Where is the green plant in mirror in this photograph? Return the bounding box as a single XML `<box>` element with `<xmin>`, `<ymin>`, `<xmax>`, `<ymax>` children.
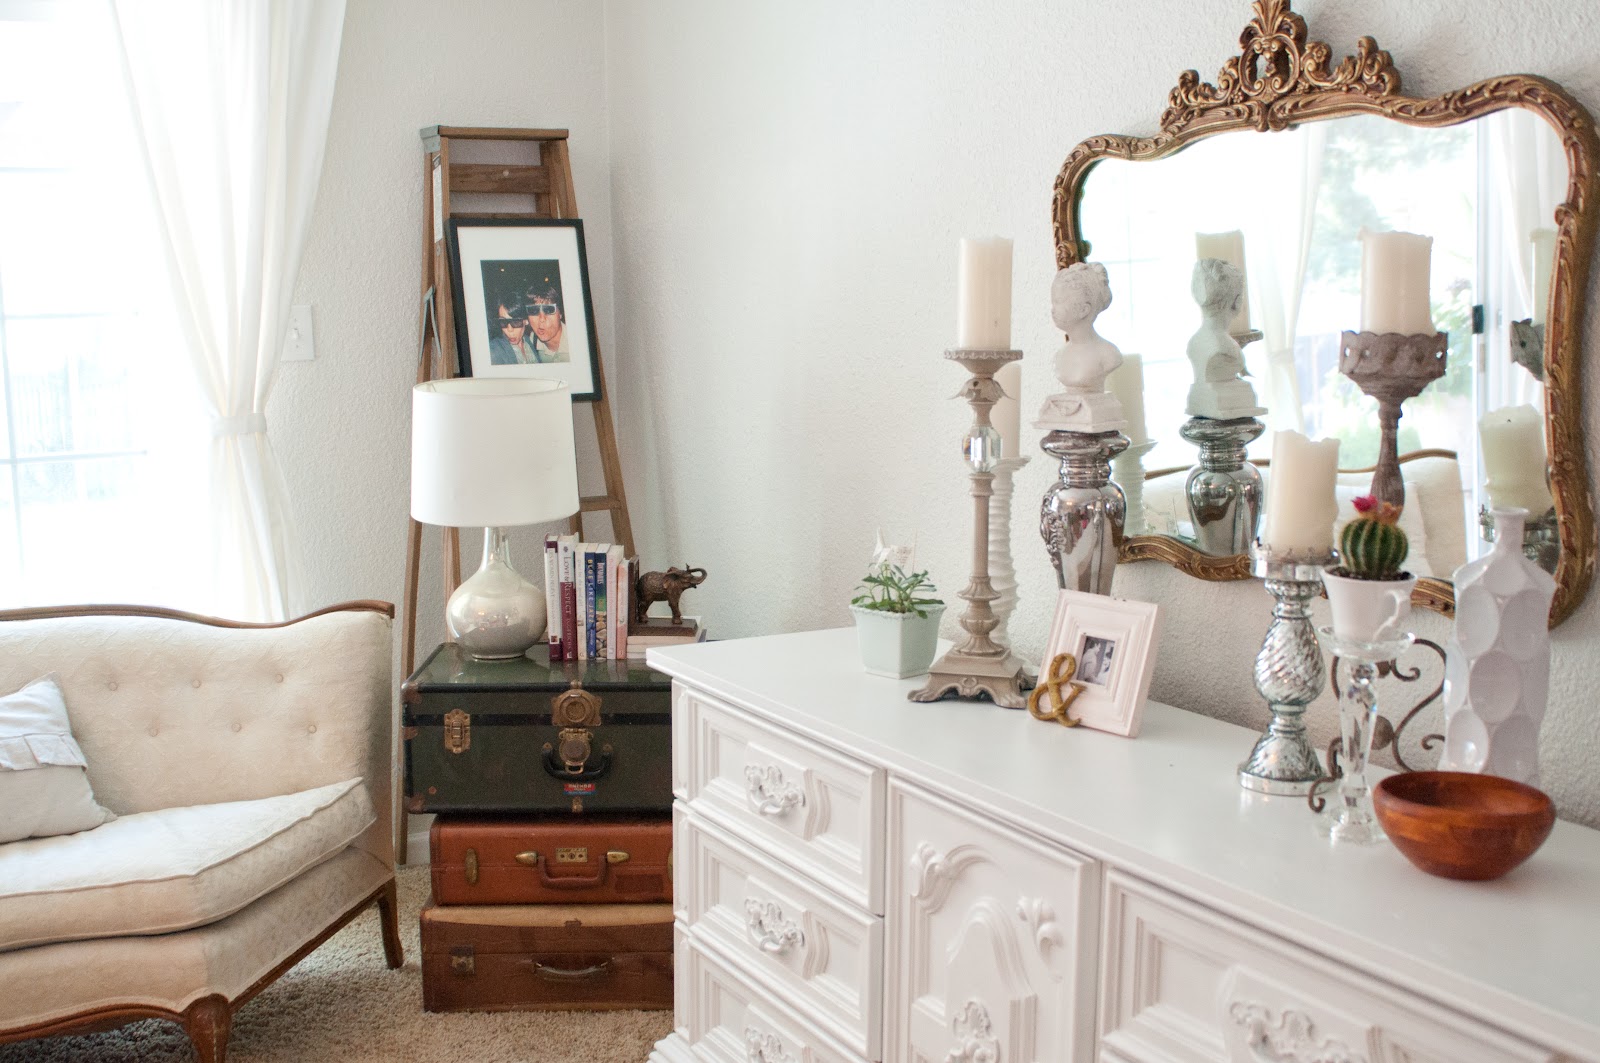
<box><xmin>851</xmin><ymin>565</ymin><xmax>943</xmax><ymax>618</ymax></box>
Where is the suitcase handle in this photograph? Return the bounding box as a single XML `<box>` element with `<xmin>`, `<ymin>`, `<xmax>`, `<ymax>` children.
<box><xmin>541</xmin><ymin>743</ymin><xmax>613</xmax><ymax>781</ymax></box>
<box><xmin>516</xmin><ymin>850</ymin><xmax>611</xmax><ymax>889</ymax></box>
<box><xmin>530</xmin><ymin>959</ymin><xmax>612</xmax><ymax>981</ymax></box>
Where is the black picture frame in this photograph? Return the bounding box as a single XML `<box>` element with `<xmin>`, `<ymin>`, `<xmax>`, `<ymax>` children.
<box><xmin>444</xmin><ymin>217</ymin><xmax>603</xmax><ymax>401</ymax></box>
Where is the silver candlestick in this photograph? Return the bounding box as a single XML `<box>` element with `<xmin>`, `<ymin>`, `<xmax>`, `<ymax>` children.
<box><xmin>911</xmin><ymin>349</ymin><xmax>1032</xmax><ymax>709</ymax></box>
<box><xmin>1179</xmin><ymin>416</ymin><xmax>1265</xmax><ymax>556</ymax></box>
<box><xmin>1039</xmin><ymin>429</ymin><xmax>1128</xmax><ymax>596</ymax></box>
<box><xmin>988</xmin><ymin>455</ymin><xmax>1029</xmax><ymax>646</ymax></box>
<box><xmin>1238</xmin><ymin>543</ymin><xmax>1335</xmax><ymax>795</ymax></box>
<box><xmin>1110</xmin><ymin>439</ymin><xmax>1156</xmax><ymax>536</ymax></box>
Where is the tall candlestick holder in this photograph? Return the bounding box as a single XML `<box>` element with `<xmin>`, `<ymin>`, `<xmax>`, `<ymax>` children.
<box><xmin>1339</xmin><ymin>330</ymin><xmax>1448</xmax><ymax>509</ymax></box>
<box><xmin>1318</xmin><ymin>627</ymin><xmax>1416</xmax><ymax>844</ymax></box>
<box><xmin>1238</xmin><ymin>542</ymin><xmax>1334</xmax><ymax>795</ymax></box>
<box><xmin>988</xmin><ymin>455</ymin><xmax>1029</xmax><ymax>646</ymax></box>
<box><xmin>1480</xmin><ymin>502</ymin><xmax>1560</xmax><ymax>575</ymax></box>
<box><xmin>911</xmin><ymin>349</ymin><xmax>1033</xmax><ymax>709</ymax></box>
<box><xmin>1039</xmin><ymin>429</ymin><xmax>1128</xmax><ymax>596</ymax></box>
<box><xmin>1109</xmin><ymin>440</ymin><xmax>1155</xmax><ymax>537</ymax></box>
<box><xmin>1180</xmin><ymin>416</ymin><xmax>1265</xmax><ymax>556</ymax></box>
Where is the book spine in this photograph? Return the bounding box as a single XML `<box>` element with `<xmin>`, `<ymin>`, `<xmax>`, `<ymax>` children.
<box><xmin>610</xmin><ymin>547</ymin><xmax>627</xmax><ymax>660</ymax></box>
<box><xmin>574</xmin><ymin>544</ymin><xmax>589</xmax><ymax>660</ymax></box>
<box><xmin>594</xmin><ymin>549</ymin><xmax>609</xmax><ymax>660</ymax></box>
<box><xmin>583</xmin><ymin>549</ymin><xmax>598</xmax><ymax>659</ymax></box>
<box><xmin>544</xmin><ymin>535</ymin><xmax>560</xmax><ymax>660</ymax></box>
<box><xmin>559</xmin><ymin>537</ymin><xmax>578</xmax><ymax>661</ymax></box>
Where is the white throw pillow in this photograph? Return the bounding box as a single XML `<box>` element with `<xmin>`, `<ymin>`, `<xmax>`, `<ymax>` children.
<box><xmin>0</xmin><ymin>675</ymin><xmax>116</xmax><ymax>843</ymax></box>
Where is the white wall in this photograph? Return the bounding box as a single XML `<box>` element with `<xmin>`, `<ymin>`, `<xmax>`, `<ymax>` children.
<box><xmin>600</xmin><ymin>0</ymin><xmax>1600</xmax><ymax>827</ymax></box>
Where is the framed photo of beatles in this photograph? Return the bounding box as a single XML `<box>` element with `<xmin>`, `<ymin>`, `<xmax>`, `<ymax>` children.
<box><xmin>1035</xmin><ymin>589</ymin><xmax>1162</xmax><ymax>737</ymax></box>
<box><xmin>445</xmin><ymin>218</ymin><xmax>603</xmax><ymax>400</ymax></box>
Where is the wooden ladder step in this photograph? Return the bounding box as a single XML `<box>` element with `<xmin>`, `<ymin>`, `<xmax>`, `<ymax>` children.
<box><xmin>578</xmin><ymin>495</ymin><xmax>626</xmax><ymax>513</ymax></box>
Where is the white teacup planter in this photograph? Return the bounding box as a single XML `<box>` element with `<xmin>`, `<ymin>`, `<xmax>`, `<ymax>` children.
<box><xmin>851</xmin><ymin>603</ymin><xmax>946</xmax><ymax>679</ymax></box>
<box><xmin>1321</xmin><ymin>569</ymin><xmax>1417</xmax><ymax>644</ymax></box>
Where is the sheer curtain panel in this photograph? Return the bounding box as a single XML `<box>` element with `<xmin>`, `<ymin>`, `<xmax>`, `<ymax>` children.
<box><xmin>108</xmin><ymin>0</ymin><xmax>346</xmax><ymax>621</ymax></box>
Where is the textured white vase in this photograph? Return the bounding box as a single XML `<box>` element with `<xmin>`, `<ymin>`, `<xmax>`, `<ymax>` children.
<box><xmin>1439</xmin><ymin>507</ymin><xmax>1556</xmax><ymax>786</ymax></box>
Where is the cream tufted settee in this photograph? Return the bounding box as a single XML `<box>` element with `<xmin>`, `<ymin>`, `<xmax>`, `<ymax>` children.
<box><xmin>0</xmin><ymin>601</ymin><xmax>401</xmax><ymax>1063</ymax></box>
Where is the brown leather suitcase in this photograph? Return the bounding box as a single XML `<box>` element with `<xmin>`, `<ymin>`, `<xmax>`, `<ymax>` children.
<box><xmin>420</xmin><ymin>899</ymin><xmax>673</xmax><ymax>1012</ymax></box>
<box><xmin>429</xmin><ymin>814</ymin><xmax>672</xmax><ymax>905</ymax></box>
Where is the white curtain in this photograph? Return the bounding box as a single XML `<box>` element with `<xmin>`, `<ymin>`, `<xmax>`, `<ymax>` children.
<box><xmin>107</xmin><ymin>0</ymin><xmax>346</xmax><ymax>621</ymax></box>
<box><xmin>1245</xmin><ymin>122</ymin><xmax>1328</xmax><ymax>434</ymax></box>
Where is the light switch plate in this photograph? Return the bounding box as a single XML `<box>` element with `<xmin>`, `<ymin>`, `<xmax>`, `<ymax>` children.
<box><xmin>283</xmin><ymin>305</ymin><xmax>315</xmax><ymax>362</ymax></box>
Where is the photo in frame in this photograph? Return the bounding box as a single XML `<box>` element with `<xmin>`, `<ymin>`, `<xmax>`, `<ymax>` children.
<box><xmin>1034</xmin><ymin>590</ymin><xmax>1162</xmax><ymax>737</ymax></box>
<box><xmin>445</xmin><ymin>218</ymin><xmax>603</xmax><ymax>400</ymax></box>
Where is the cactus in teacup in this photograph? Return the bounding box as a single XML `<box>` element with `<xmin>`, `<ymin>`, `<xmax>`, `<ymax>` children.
<box><xmin>1338</xmin><ymin>495</ymin><xmax>1409</xmax><ymax>579</ymax></box>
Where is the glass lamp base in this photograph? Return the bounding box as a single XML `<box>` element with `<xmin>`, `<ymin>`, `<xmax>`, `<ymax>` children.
<box><xmin>447</xmin><ymin>527</ymin><xmax>547</xmax><ymax>660</ymax></box>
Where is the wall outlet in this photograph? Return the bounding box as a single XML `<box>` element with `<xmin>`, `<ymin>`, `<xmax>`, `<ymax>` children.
<box><xmin>282</xmin><ymin>305</ymin><xmax>316</xmax><ymax>362</ymax></box>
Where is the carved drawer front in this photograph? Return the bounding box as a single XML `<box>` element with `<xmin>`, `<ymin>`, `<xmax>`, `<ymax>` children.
<box><xmin>685</xmin><ymin>936</ymin><xmax>866</xmax><ymax>1063</ymax></box>
<box><xmin>673</xmin><ymin>684</ymin><xmax>693</xmax><ymax>801</ymax></box>
<box><xmin>685</xmin><ymin>686</ymin><xmax>885</xmax><ymax>913</ymax></box>
<box><xmin>884</xmin><ymin>780</ymin><xmax>1100</xmax><ymax>1063</ymax></box>
<box><xmin>1098</xmin><ymin>871</ymin><xmax>1557</xmax><ymax>1063</ymax></box>
<box><xmin>683</xmin><ymin>811</ymin><xmax>883</xmax><ymax>1059</ymax></box>
<box><xmin>674</xmin><ymin>801</ymin><xmax>690</xmax><ymax>923</ymax></box>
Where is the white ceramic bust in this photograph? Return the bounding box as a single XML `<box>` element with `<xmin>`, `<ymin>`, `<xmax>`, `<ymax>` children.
<box><xmin>1035</xmin><ymin>262</ymin><xmax>1128</xmax><ymax>432</ymax></box>
<box><xmin>1185</xmin><ymin>258</ymin><xmax>1265</xmax><ymax>419</ymax></box>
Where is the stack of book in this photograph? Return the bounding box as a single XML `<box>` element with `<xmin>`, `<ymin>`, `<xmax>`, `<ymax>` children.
<box><xmin>625</xmin><ymin>616</ymin><xmax>707</xmax><ymax>660</ymax></box>
<box><xmin>542</xmin><ymin>534</ymin><xmax>633</xmax><ymax>661</ymax></box>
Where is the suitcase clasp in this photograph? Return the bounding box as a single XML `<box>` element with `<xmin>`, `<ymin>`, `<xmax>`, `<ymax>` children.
<box><xmin>464</xmin><ymin>847</ymin><xmax>478</xmax><ymax>885</ymax></box>
<box><xmin>449</xmin><ymin>945</ymin><xmax>475</xmax><ymax>975</ymax></box>
<box><xmin>551</xmin><ymin>683</ymin><xmax>602</xmax><ymax>727</ymax></box>
<box><xmin>443</xmin><ymin>708</ymin><xmax>471</xmax><ymax>755</ymax></box>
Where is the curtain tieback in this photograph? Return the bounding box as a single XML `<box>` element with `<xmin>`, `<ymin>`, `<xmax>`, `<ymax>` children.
<box><xmin>212</xmin><ymin>413</ymin><xmax>268</xmax><ymax>437</ymax></box>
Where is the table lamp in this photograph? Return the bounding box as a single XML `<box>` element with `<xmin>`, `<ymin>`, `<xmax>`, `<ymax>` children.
<box><xmin>411</xmin><ymin>378</ymin><xmax>579</xmax><ymax>660</ymax></box>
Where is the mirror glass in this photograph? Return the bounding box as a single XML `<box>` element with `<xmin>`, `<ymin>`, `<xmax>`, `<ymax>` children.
<box><xmin>1079</xmin><ymin>109</ymin><xmax>1564</xmax><ymax>583</ymax></box>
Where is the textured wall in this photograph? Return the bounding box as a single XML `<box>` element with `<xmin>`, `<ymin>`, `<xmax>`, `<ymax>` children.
<box><xmin>601</xmin><ymin>0</ymin><xmax>1600</xmax><ymax>827</ymax></box>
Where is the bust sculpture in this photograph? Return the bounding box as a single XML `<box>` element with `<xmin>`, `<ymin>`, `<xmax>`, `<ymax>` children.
<box><xmin>1035</xmin><ymin>262</ymin><xmax>1128</xmax><ymax>432</ymax></box>
<box><xmin>1185</xmin><ymin>259</ymin><xmax>1265</xmax><ymax>419</ymax></box>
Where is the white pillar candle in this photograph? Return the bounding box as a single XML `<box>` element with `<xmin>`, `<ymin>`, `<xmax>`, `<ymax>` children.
<box><xmin>1481</xmin><ymin>404</ymin><xmax>1554</xmax><ymax>515</ymax></box>
<box><xmin>1261</xmin><ymin>430</ymin><xmax>1341</xmax><ymax>556</ymax></box>
<box><xmin>1195</xmin><ymin>230</ymin><xmax>1250</xmax><ymax>333</ymax></box>
<box><xmin>1360</xmin><ymin>229</ymin><xmax>1434</xmax><ymax>334</ymax></box>
<box><xmin>957</xmin><ymin>236</ymin><xmax>1013</xmax><ymax>349</ymax></box>
<box><xmin>1530</xmin><ymin>228</ymin><xmax>1557</xmax><ymax>327</ymax></box>
<box><xmin>1106</xmin><ymin>354</ymin><xmax>1147</xmax><ymax>444</ymax></box>
<box><xmin>993</xmin><ymin>362</ymin><xmax>1021</xmax><ymax>460</ymax></box>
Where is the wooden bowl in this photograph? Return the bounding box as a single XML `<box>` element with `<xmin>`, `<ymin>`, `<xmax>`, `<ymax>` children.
<box><xmin>1373</xmin><ymin>772</ymin><xmax>1555</xmax><ymax>881</ymax></box>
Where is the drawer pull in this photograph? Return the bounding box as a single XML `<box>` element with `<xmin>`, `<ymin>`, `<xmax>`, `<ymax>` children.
<box><xmin>744</xmin><ymin>764</ymin><xmax>804</xmax><ymax>816</ymax></box>
<box><xmin>744</xmin><ymin>1027</ymin><xmax>796</xmax><ymax>1063</ymax></box>
<box><xmin>531</xmin><ymin>959</ymin><xmax>612</xmax><ymax>981</ymax></box>
<box><xmin>946</xmin><ymin>999</ymin><xmax>999</xmax><ymax>1063</ymax></box>
<box><xmin>1228</xmin><ymin>1001</ymin><xmax>1366</xmax><ymax>1063</ymax></box>
<box><xmin>743</xmin><ymin>898</ymin><xmax>804</xmax><ymax>955</ymax></box>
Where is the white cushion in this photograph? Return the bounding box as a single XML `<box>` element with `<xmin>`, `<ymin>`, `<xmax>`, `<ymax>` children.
<box><xmin>0</xmin><ymin>675</ymin><xmax>115</xmax><ymax>843</ymax></box>
<box><xmin>0</xmin><ymin>777</ymin><xmax>372</xmax><ymax>952</ymax></box>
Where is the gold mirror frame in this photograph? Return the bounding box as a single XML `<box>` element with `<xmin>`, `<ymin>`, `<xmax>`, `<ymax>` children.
<box><xmin>1051</xmin><ymin>0</ymin><xmax>1599</xmax><ymax>626</ymax></box>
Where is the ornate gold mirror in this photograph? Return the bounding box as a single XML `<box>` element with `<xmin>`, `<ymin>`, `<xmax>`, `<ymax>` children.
<box><xmin>1052</xmin><ymin>0</ymin><xmax>1598</xmax><ymax>625</ymax></box>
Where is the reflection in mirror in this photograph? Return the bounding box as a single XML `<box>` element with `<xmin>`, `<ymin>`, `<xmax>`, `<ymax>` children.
<box><xmin>1080</xmin><ymin>109</ymin><xmax>1566</xmax><ymax>581</ymax></box>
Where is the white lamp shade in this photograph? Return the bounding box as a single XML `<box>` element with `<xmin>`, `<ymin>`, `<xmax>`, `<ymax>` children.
<box><xmin>411</xmin><ymin>378</ymin><xmax>580</xmax><ymax>528</ymax></box>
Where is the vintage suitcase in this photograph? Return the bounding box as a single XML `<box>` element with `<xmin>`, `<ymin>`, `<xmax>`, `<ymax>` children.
<box><xmin>404</xmin><ymin>643</ymin><xmax>672</xmax><ymax>815</ymax></box>
<box><xmin>420</xmin><ymin>898</ymin><xmax>673</xmax><ymax>1012</ymax></box>
<box><xmin>429</xmin><ymin>814</ymin><xmax>672</xmax><ymax>905</ymax></box>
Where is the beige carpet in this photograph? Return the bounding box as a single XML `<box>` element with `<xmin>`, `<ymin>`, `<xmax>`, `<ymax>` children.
<box><xmin>0</xmin><ymin>868</ymin><xmax>673</xmax><ymax>1062</ymax></box>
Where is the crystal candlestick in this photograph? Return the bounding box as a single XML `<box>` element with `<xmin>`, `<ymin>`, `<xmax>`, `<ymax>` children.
<box><xmin>1039</xmin><ymin>429</ymin><xmax>1128</xmax><ymax>596</ymax></box>
<box><xmin>911</xmin><ymin>349</ymin><xmax>1032</xmax><ymax>709</ymax></box>
<box><xmin>1238</xmin><ymin>543</ymin><xmax>1334</xmax><ymax>795</ymax></box>
<box><xmin>1321</xmin><ymin>628</ymin><xmax>1415</xmax><ymax>844</ymax></box>
<box><xmin>988</xmin><ymin>455</ymin><xmax>1029</xmax><ymax>646</ymax></box>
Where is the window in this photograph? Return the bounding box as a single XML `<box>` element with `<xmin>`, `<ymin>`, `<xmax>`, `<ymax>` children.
<box><xmin>0</xmin><ymin>2</ymin><xmax>207</xmax><ymax>608</ymax></box>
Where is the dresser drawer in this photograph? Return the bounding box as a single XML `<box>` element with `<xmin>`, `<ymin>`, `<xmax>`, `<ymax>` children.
<box><xmin>884</xmin><ymin>780</ymin><xmax>1100</xmax><ymax>1063</ymax></box>
<box><xmin>683</xmin><ymin>686</ymin><xmax>884</xmax><ymax>913</ymax></box>
<box><xmin>682</xmin><ymin>811</ymin><xmax>882</xmax><ymax>1058</ymax></box>
<box><xmin>685</xmin><ymin>937</ymin><xmax>866</xmax><ymax>1063</ymax></box>
<box><xmin>1100</xmin><ymin>870</ymin><xmax>1558</xmax><ymax>1063</ymax></box>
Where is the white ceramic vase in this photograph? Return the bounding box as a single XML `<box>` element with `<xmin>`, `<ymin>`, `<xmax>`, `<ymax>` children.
<box><xmin>1439</xmin><ymin>507</ymin><xmax>1556</xmax><ymax>786</ymax></box>
<box><xmin>1321</xmin><ymin>569</ymin><xmax>1417</xmax><ymax>645</ymax></box>
<box><xmin>851</xmin><ymin>604</ymin><xmax>945</xmax><ymax>679</ymax></box>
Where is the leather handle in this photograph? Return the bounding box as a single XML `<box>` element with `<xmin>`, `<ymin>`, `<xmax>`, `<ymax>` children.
<box><xmin>530</xmin><ymin>959</ymin><xmax>612</xmax><ymax>981</ymax></box>
<box><xmin>517</xmin><ymin>849</ymin><xmax>611</xmax><ymax>889</ymax></box>
<box><xmin>541</xmin><ymin>743</ymin><xmax>613</xmax><ymax>781</ymax></box>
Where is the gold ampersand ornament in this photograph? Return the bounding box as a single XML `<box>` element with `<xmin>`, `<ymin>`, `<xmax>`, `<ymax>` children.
<box><xmin>1028</xmin><ymin>652</ymin><xmax>1087</xmax><ymax>727</ymax></box>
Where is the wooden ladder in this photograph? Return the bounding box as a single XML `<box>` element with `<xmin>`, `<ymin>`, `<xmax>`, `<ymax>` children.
<box><xmin>403</xmin><ymin>126</ymin><xmax>635</xmax><ymax>678</ymax></box>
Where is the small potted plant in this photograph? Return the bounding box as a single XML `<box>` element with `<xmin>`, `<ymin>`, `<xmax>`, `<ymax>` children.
<box><xmin>850</xmin><ymin>564</ymin><xmax>946</xmax><ymax>678</ymax></box>
<box><xmin>1322</xmin><ymin>495</ymin><xmax>1417</xmax><ymax>644</ymax></box>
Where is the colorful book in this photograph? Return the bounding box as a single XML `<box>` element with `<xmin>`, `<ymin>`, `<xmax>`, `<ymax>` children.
<box><xmin>543</xmin><ymin>535</ymin><xmax>561</xmax><ymax>660</ymax></box>
<box><xmin>575</xmin><ymin>542</ymin><xmax>592</xmax><ymax>660</ymax></box>
<box><xmin>593</xmin><ymin>548</ymin><xmax>609</xmax><ymax>660</ymax></box>
<box><xmin>559</xmin><ymin>535</ymin><xmax>579</xmax><ymax>661</ymax></box>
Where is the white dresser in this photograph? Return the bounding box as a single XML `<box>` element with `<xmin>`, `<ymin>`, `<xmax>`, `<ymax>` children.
<box><xmin>648</xmin><ymin>628</ymin><xmax>1600</xmax><ymax>1063</ymax></box>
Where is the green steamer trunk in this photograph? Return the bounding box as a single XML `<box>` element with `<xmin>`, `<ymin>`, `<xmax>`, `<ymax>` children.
<box><xmin>404</xmin><ymin>643</ymin><xmax>672</xmax><ymax>815</ymax></box>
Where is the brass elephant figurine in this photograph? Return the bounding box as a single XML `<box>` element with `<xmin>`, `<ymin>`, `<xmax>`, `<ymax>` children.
<box><xmin>633</xmin><ymin>565</ymin><xmax>707</xmax><ymax>625</ymax></box>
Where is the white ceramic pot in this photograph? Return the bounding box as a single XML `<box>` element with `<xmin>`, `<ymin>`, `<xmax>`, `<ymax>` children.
<box><xmin>1321</xmin><ymin>568</ymin><xmax>1416</xmax><ymax>644</ymax></box>
<box><xmin>850</xmin><ymin>604</ymin><xmax>945</xmax><ymax>679</ymax></box>
<box><xmin>1439</xmin><ymin>507</ymin><xmax>1556</xmax><ymax>785</ymax></box>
